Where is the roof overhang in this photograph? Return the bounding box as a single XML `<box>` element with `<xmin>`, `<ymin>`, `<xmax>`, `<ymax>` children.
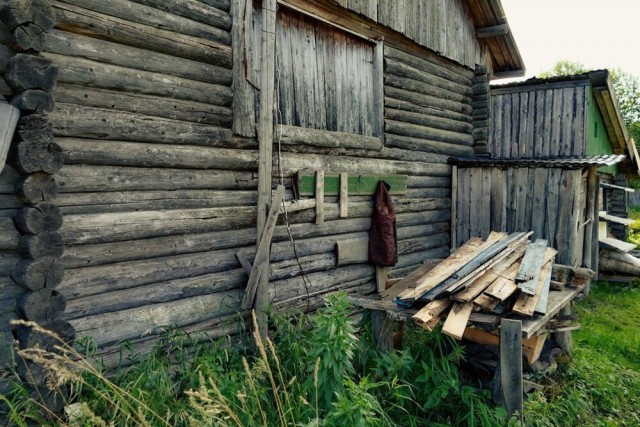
<box><xmin>467</xmin><ymin>0</ymin><xmax>525</xmax><ymax>79</ymax></box>
<box><xmin>451</xmin><ymin>155</ymin><xmax>627</xmax><ymax>169</ymax></box>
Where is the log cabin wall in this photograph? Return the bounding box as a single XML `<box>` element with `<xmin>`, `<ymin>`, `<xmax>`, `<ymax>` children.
<box><xmin>0</xmin><ymin>0</ymin><xmax>488</xmax><ymax>366</ymax></box>
<box><xmin>489</xmin><ymin>81</ymin><xmax>590</xmax><ymax>157</ymax></box>
<box><xmin>455</xmin><ymin>166</ymin><xmax>594</xmax><ymax>267</ymax></box>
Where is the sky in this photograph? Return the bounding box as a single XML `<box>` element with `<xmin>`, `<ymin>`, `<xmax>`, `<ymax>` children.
<box><xmin>500</xmin><ymin>0</ymin><xmax>640</xmax><ymax>80</ymax></box>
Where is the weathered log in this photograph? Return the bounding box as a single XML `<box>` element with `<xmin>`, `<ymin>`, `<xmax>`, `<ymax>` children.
<box><xmin>384</xmin><ymin>133</ymin><xmax>473</xmax><ymax>157</ymax></box>
<box><xmin>55</xmin><ymin>189</ymin><xmax>257</xmax><ymax>214</ymax></box>
<box><xmin>69</xmin><ymin>289</ymin><xmax>242</xmax><ymax>347</ymax></box>
<box><xmin>13</xmin><ymin>256</ymin><xmax>64</xmax><ymax>290</ymax></box>
<box><xmin>384</xmin><ymin>74</ymin><xmax>473</xmax><ymax>115</ymax></box>
<box><xmin>384</xmin><ymin>45</ymin><xmax>473</xmax><ymax>85</ymax></box>
<box><xmin>384</xmin><ymin>86</ymin><xmax>472</xmax><ymax>124</ymax></box>
<box><xmin>15</xmin><ymin>203</ymin><xmax>63</xmax><ymax>234</ymax></box>
<box><xmin>385</xmin><ymin>119</ymin><xmax>474</xmax><ymax>146</ymax></box>
<box><xmin>0</xmin><ymin>0</ymin><xmax>55</xmax><ymax>32</ymax></box>
<box><xmin>50</xmin><ymin>104</ymin><xmax>234</xmax><ymax>146</ymax></box>
<box><xmin>384</xmin><ymin>101</ymin><xmax>473</xmax><ymax>133</ymax></box>
<box><xmin>44</xmin><ymin>53</ymin><xmax>233</xmax><ymax>106</ymax></box>
<box><xmin>276</xmin><ymin>125</ymin><xmax>383</xmax><ymax>151</ymax></box>
<box><xmin>0</xmin><ymin>251</ymin><xmax>21</xmax><ymax>277</ymax></box>
<box><xmin>10</xmin><ymin>23</ymin><xmax>47</xmax><ymax>52</ymax></box>
<box><xmin>129</xmin><ymin>0</ymin><xmax>231</xmax><ymax>31</ymax></box>
<box><xmin>0</xmin><ymin>217</ymin><xmax>19</xmax><ymax>250</ymax></box>
<box><xmin>16</xmin><ymin>359</ymin><xmax>49</xmax><ymax>386</ymax></box>
<box><xmin>45</xmin><ymin>29</ymin><xmax>232</xmax><ymax>86</ymax></box>
<box><xmin>52</xmin><ymin>2</ymin><xmax>232</xmax><ymax>65</ymax></box>
<box><xmin>57</xmin><ymin>0</ymin><xmax>230</xmax><ymax>44</ymax></box>
<box><xmin>56</xmin><ymin>165</ymin><xmax>257</xmax><ymax>193</ymax></box>
<box><xmin>18</xmin><ymin>232</ymin><xmax>64</xmax><ymax>259</ymax></box>
<box><xmin>16</xmin><ymin>172</ymin><xmax>58</xmax><ymax>204</ymax></box>
<box><xmin>17</xmin><ymin>289</ymin><xmax>66</xmax><ymax>322</ymax></box>
<box><xmin>53</xmin><ymin>84</ymin><xmax>232</xmax><ymax>127</ymax></box>
<box><xmin>0</xmin><ymin>75</ymin><xmax>11</xmax><ymax>97</ymax></box>
<box><xmin>15</xmin><ymin>319</ymin><xmax>75</xmax><ymax>350</ymax></box>
<box><xmin>0</xmin><ymin>44</ymin><xmax>11</xmax><ymax>73</ymax></box>
<box><xmin>198</xmin><ymin>0</ymin><xmax>231</xmax><ymax>12</ymax></box>
<box><xmin>5</xmin><ymin>54</ymin><xmax>58</xmax><ymax>92</ymax></box>
<box><xmin>10</xmin><ymin>137</ymin><xmax>64</xmax><ymax>174</ymax></box>
<box><xmin>385</xmin><ymin>58</ymin><xmax>473</xmax><ymax>103</ymax></box>
<box><xmin>10</xmin><ymin>89</ymin><xmax>54</xmax><ymax>113</ymax></box>
<box><xmin>379</xmin><ymin>147</ymin><xmax>451</xmax><ymax>165</ymax></box>
<box><xmin>65</xmin><ymin>268</ymin><xmax>247</xmax><ymax>319</ymax></box>
<box><xmin>599</xmin><ymin>249</ymin><xmax>640</xmax><ymax>276</ymax></box>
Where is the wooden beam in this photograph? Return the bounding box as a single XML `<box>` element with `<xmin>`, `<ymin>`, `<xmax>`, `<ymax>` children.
<box><xmin>376</xmin><ymin>266</ymin><xmax>389</xmax><ymax>293</ymax></box>
<box><xmin>475</xmin><ymin>24</ymin><xmax>510</xmax><ymax>39</ymax></box>
<box><xmin>315</xmin><ymin>169</ymin><xmax>324</xmax><ymax>225</ymax></box>
<box><xmin>500</xmin><ymin>319</ymin><xmax>523</xmax><ymax>418</ymax></box>
<box><xmin>339</xmin><ymin>172</ymin><xmax>348</xmax><ymax>218</ymax></box>
<box><xmin>0</xmin><ymin>103</ymin><xmax>19</xmax><ymax>173</ymax></box>
<box><xmin>297</xmin><ymin>172</ymin><xmax>407</xmax><ymax>196</ymax></box>
<box><xmin>441</xmin><ymin>302</ymin><xmax>473</xmax><ymax>340</ymax></box>
<box><xmin>254</xmin><ymin>0</ymin><xmax>278</xmax><ymax>338</ymax></box>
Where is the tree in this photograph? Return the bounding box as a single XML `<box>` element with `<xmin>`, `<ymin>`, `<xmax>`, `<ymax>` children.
<box><xmin>539</xmin><ymin>61</ymin><xmax>640</xmax><ymax>143</ymax></box>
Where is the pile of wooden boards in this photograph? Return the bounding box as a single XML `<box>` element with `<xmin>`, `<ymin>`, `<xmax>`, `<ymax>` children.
<box><xmin>385</xmin><ymin>231</ymin><xmax>582</xmax><ymax>344</ymax></box>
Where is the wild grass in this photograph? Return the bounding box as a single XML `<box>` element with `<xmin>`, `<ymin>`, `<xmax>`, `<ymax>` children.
<box><xmin>1</xmin><ymin>292</ymin><xmax>505</xmax><ymax>427</ymax></box>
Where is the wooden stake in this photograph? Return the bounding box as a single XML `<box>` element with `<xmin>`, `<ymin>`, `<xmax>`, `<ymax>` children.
<box><xmin>500</xmin><ymin>319</ymin><xmax>523</xmax><ymax>418</ymax></box>
<box><xmin>339</xmin><ymin>172</ymin><xmax>348</xmax><ymax>218</ymax></box>
<box><xmin>255</xmin><ymin>0</ymin><xmax>277</xmax><ymax>338</ymax></box>
<box><xmin>376</xmin><ymin>266</ymin><xmax>389</xmax><ymax>293</ymax></box>
<box><xmin>316</xmin><ymin>169</ymin><xmax>324</xmax><ymax>224</ymax></box>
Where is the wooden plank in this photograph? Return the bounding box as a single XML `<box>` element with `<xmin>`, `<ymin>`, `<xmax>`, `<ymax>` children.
<box><xmin>483</xmin><ymin>261</ymin><xmax>520</xmax><ymax>302</ymax></box>
<box><xmin>513</xmin><ymin>261</ymin><xmax>553</xmax><ymax>317</ymax></box>
<box><xmin>451</xmin><ymin>165</ymin><xmax>458</xmax><ymax>249</ymax></box>
<box><xmin>297</xmin><ymin>172</ymin><xmax>407</xmax><ymax>196</ymax></box>
<box><xmin>315</xmin><ymin>169</ymin><xmax>325</xmax><ymax>225</ymax></box>
<box><xmin>441</xmin><ymin>302</ymin><xmax>473</xmax><ymax>340</ymax></box>
<box><xmin>534</xmin><ymin>268</ymin><xmax>552</xmax><ymax>315</ymax></box>
<box><xmin>520</xmin><ymin>287</ymin><xmax>581</xmax><ymax>339</ymax></box>
<box><xmin>381</xmin><ymin>259</ymin><xmax>442</xmax><ymax>299</ymax></box>
<box><xmin>599</xmin><ymin>236</ymin><xmax>637</xmax><ymax>253</ymax></box>
<box><xmin>0</xmin><ymin>103</ymin><xmax>20</xmax><ymax>173</ymax></box>
<box><xmin>231</xmin><ymin>0</ymin><xmax>255</xmax><ymax>137</ymax></box>
<box><xmin>339</xmin><ymin>172</ymin><xmax>348</xmax><ymax>218</ymax></box>
<box><xmin>412</xmin><ymin>297</ymin><xmax>451</xmax><ymax>329</ymax></box>
<box><xmin>500</xmin><ymin>319</ymin><xmax>523</xmax><ymax>418</ymax></box>
<box><xmin>336</xmin><ymin>238</ymin><xmax>368</xmax><ymax>266</ymax></box>
<box><xmin>394</xmin><ymin>237</ymin><xmax>485</xmax><ymax>302</ymax></box>
<box><xmin>598</xmin><ymin>212</ymin><xmax>635</xmax><ymax>226</ymax></box>
<box><xmin>376</xmin><ymin>266</ymin><xmax>389</xmax><ymax>293</ymax></box>
<box><xmin>516</xmin><ymin>239</ymin><xmax>549</xmax><ymax>295</ymax></box>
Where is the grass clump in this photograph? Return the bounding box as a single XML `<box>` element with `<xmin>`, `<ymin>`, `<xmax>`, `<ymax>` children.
<box><xmin>1</xmin><ymin>292</ymin><xmax>504</xmax><ymax>426</ymax></box>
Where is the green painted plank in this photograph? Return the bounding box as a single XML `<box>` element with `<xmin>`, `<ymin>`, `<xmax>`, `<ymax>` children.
<box><xmin>297</xmin><ymin>173</ymin><xmax>407</xmax><ymax>196</ymax></box>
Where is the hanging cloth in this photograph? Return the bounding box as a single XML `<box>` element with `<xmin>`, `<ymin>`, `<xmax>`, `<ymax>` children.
<box><xmin>368</xmin><ymin>180</ymin><xmax>398</xmax><ymax>266</ymax></box>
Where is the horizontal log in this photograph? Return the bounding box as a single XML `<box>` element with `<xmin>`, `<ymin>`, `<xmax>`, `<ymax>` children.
<box><xmin>16</xmin><ymin>172</ymin><xmax>58</xmax><ymax>204</ymax></box>
<box><xmin>10</xmin><ymin>139</ymin><xmax>64</xmax><ymax>175</ymax></box>
<box><xmin>384</xmin><ymin>98</ymin><xmax>473</xmax><ymax>133</ymax></box>
<box><xmin>5</xmin><ymin>53</ymin><xmax>58</xmax><ymax>92</ymax></box>
<box><xmin>69</xmin><ymin>289</ymin><xmax>242</xmax><ymax>347</ymax></box>
<box><xmin>0</xmin><ymin>276</ymin><xmax>22</xmax><ymax>308</ymax></box>
<box><xmin>384</xmin><ymin>86</ymin><xmax>472</xmax><ymax>124</ymax></box>
<box><xmin>10</xmin><ymin>23</ymin><xmax>47</xmax><ymax>52</ymax></box>
<box><xmin>15</xmin><ymin>203</ymin><xmax>64</xmax><ymax>234</ymax></box>
<box><xmin>17</xmin><ymin>232</ymin><xmax>64</xmax><ymax>259</ymax></box>
<box><xmin>385</xmin><ymin>133</ymin><xmax>474</xmax><ymax>158</ymax></box>
<box><xmin>17</xmin><ymin>289</ymin><xmax>66</xmax><ymax>322</ymax></box>
<box><xmin>385</xmin><ymin>109</ymin><xmax>472</xmax><ymax>145</ymax></box>
<box><xmin>52</xmin><ymin>2</ymin><xmax>231</xmax><ymax>67</ymax></box>
<box><xmin>0</xmin><ymin>165</ymin><xmax>19</xmax><ymax>194</ymax></box>
<box><xmin>57</xmin><ymin>139</ymin><xmax>258</xmax><ymax>170</ymax></box>
<box><xmin>406</xmin><ymin>175</ymin><xmax>451</xmax><ymax>188</ymax></box>
<box><xmin>44</xmin><ymin>53</ymin><xmax>232</xmax><ymax>107</ymax></box>
<box><xmin>385</xmin><ymin>118</ymin><xmax>474</xmax><ymax>147</ymax></box>
<box><xmin>384</xmin><ymin>45</ymin><xmax>473</xmax><ymax>86</ymax></box>
<box><xmin>56</xmin><ymin>165</ymin><xmax>257</xmax><ymax>193</ymax></box>
<box><xmin>13</xmin><ymin>256</ymin><xmax>64</xmax><ymax>290</ymax></box>
<box><xmin>405</xmin><ymin>188</ymin><xmax>450</xmax><ymax>199</ymax></box>
<box><xmin>129</xmin><ymin>0</ymin><xmax>231</xmax><ymax>31</ymax></box>
<box><xmin>197</xmin><ymin>0</ymin><xmax>231</xmax><ymax>12</ymax></box>
<box><xmin>0</xmin><ymin>217</ymin><xmax>19</xmax><ymax>250</ymax></box>
<box><xmin>385</xmin><ymin>58</ymin><xmax>473</xmax><ymax>103</ymax></box>
<box><xmin>10</xmin><ymin>89</ymin><xmax>54</xmax><ymax>113</ymax></box>
<box><xmin>65</xmin><ymin>267</ymin><xmax>247</xmax><ymax>319</ymax></box>
<box><xmin>44</xmin><ymin>30</ymin><xmax>232</xmax><ymax>86</ymax></box>
<box><xmin>56</xmin><ymin>190</ymin><xmax>257</xmax><ymax>214</ymax></box>
<box><xmin>57</xmin><ymin>0</ymin><xmax>230</xmax><ymax>44</ymax></box>
<box><xmin>53</xmin><ymin>84</ymin><xmax>232</xmax><ymax>127</ymax></box>
<box><xmin>15</xmin><ymin>318</ymin><xmax>75</xmax><ymax>350</ymax></box>
<box><xmin>276</xmin><ymin>125</ymin><xmax>383</xmax><ymax>151</ymax></box>
<box><xmin>385</xmin><ymin>74</ymin><xmax>473</xmax><ymax>115</ymax></box>
<box><xmin>50</xmin><ymin>104</ymin><xmax>234</xmax><ymax>147</ymax></box>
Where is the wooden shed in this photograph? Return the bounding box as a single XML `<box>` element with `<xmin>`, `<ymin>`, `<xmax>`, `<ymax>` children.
<box><xmin>488</xmin><ymin>71</ymin><xmax>640</xmax><ymax>243</ymax></box>
<box><xmin>0</xmin><ymin>0</ymin><xmax>524</xmax><ymax>371</ymax></box>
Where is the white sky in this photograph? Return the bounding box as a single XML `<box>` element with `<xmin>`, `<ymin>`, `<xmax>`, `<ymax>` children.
<box><xmin>501</xmin><ymin>0</ymin><xmax>640</xmax><ymax>80</ymax></box>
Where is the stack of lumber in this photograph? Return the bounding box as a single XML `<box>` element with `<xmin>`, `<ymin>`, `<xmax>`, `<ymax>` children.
<box><xmin>379</xmin><ymin>232</ymin><xmax>592</xmax><ymax>356</ymax></box>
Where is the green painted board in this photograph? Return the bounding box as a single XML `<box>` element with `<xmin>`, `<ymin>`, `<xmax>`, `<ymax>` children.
<box><xmin>297</xmin><ymin>173</ymin><xmax>407</xmax><ymax>196</ymax></box>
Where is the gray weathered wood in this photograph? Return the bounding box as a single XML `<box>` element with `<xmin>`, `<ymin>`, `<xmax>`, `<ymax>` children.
<box><xmin>17</xmin><ymin>289</ymin><xmax>66</xmax><ymax>323</ymax></box>
<box><xmin>13</xmin><ymin>256</ymin><xmax>64</xmax><ymax>291</ymax></box>
<box><xmin>0</xmin><ymin>102</ymin><xmax>19</xmax><ymax>173</ymax></box>
<box><xmin>277</xmin><ymin>125</ymin><xmax>383</xmax><ymax>151</ymax></box>
<box><xmin>516</xmin><ymin>239</ymin><xmax>548</xmax><ymax>287</ymax></box>
<box><xmin>500</xmin><ymin>318</ymin><xmax>523</xmax><ymax>418</ymax></box>
<box><xmin>5</xmin><ymin>54</ymin><xmax>58</xmax><ymax>92</ymax></box>
<box><xmin>18</xmin><ymin>232</ymin><xmax>64</xmax><ymax>259</ymax></box>
<box><xmin>17</xmin><ymin>172</ymin><xmax>58</xmax><ymax>204</ymax></box>
<box><xmin>231</xmin><ymin>0</ymin><xmax>256</xmax><ymax>137</ymax></box>
<box><xmin>534</xmin><ymin>266</ymin><xmax>552</xmax><ymax>315</ymax></box>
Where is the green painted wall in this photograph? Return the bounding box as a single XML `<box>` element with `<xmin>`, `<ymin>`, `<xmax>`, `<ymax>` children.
<box><xmin>586</xmin><ymin>86</ymin><xmax>618</xmax><ymax>175</ymax></box>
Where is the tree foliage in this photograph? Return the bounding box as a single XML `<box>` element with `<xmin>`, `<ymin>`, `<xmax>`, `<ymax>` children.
<box><xmin>539</xmin><ymin>60</ymin><xmax>640</xmax><ymax>143</ymax></box>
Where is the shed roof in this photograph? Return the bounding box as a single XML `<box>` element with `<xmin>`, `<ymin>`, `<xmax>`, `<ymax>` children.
<box><xmin>452</xmin><ymin>154</ymin><xmax>627</xmax><ymax>169</ymax></box>
<box><xmin>467</xmin><ymin>0</ymin><xmax>525</xmax><ymax>79</ymax></box>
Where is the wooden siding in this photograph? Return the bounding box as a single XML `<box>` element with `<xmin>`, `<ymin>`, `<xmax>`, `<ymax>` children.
<box><xmin>276</xmin><ymin>8</ymin><xmax>377</xmax><ymax>135</ymax></box>
<box><xmin>338</xmin><ymin>0</ymin><xmax>482</xmax><ymax>69</ymax></box>
<box><xmin>456</xmin><ymin>166</ymin><xmax>592</xmax><ymax>267</ymax></box>
<box><xmin>586</xmin><ymin>86</ymin><xmax>618</xmax><ymax>175</ymax></box>
<box><xmin>489</xmin><ymin>83</ymin><xmax>589</xmax><ymax>157</ymax></box>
